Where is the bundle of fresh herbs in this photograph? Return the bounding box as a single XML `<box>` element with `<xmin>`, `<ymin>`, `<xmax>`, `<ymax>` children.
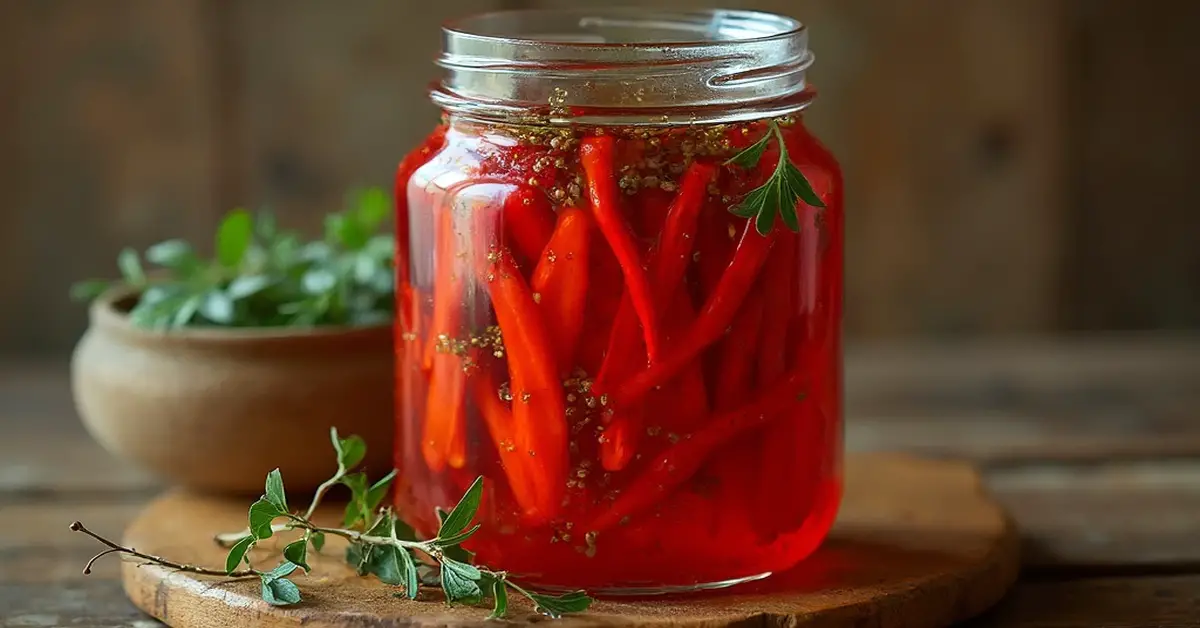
<box><xmin>70</xmin><ymin>187</ymin><xmax>395</xmax><ymax>330</ymax></box>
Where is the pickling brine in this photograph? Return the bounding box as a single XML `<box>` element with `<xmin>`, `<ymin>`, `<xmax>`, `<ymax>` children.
<box><xmin>393</xmin><ymin>8</ymin><xmax>843</xmax><ymax>592</ymax></box>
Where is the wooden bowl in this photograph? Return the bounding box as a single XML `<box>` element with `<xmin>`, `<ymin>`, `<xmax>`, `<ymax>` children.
<box><xmin>70</xmin><ymin>288</ymin><xmax>395</xmax><ymax>495</ymax></box>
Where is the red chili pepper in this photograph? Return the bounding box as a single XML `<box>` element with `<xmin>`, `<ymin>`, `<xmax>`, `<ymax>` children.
<box><xmin>632</xmin><ymin>186</ymin><xmax>674</xmax><ymax>241</ymax></box>
<box><xmin>469</xmin><ymin>363</ymin><xmax>555</xmax><ymax>526</ymax></box>
<box><xmin>754</xmin><ymin>336</ymin><xmax>827</xmax><ymax>539</ymax></box>
<box><xmin>530</xmin><ymin>208</ymin><xmax>591</xmax><ymax>376</ymax></box>
<box><xmin>694</xmin><ymin>197</ymin><xmax>738</xmax><ymax>304</ymax></box>
<box><xmin>421</xmin><ymin>351</ymin><xmax>467</xmax><ymax>471</ymax></box>
<box><xmin>713</xmin><ymin>288</ymin><xmax>766</xmax><ymax>410</ymax></box>
<box><xmin>502</xmin><ymin>186</ymin><xmax>557</xmax><ymax>271</ymax></box>
<box><xmin>576</xmin><ymin>227</ymin><xmax>623</xmax><ymax>376</ymax></box>
<box><xmin>478</xmin><ymin>249</ymin><xmax>568</xmax><ymax>523</ymax></box>
<box><xmin>611</xmin><ymin>221</ymin><xmax>776</xmax><ymax>409</ymax></box>
<box><xmin>422</xmin><ymin>209</ymin><xmax>464</xmax><ymax>372</ymax></box>
<box><xmin>601</xmin><ymin>289</ymin><xmax>708</xmax><ymax>471</ymax></box>
<box><xmin>587</xmin><ymin>368</ymin><xmax>808</xmax><ymax>533</ymax></box>
<box><xmin>590</xmin><ymin>163</ymin><xmax>715</xmax><ymax>470</ymax></box>
<box><xmin>595</xmin><ymin>162</ymin><xmax>715</xmax><ymax>388</ymax></box>
<box><xmin>648</xmin><ymin>161</ymin><xmax>717</xmax><ymax>300</ymax></box>
<box><xmin>579</xmin><ymin>136</ymin><xmax>662</xmax><ymax>362</ymax></box>
<box><xmin>755</xmin><ymin>234</ymin><xmax>797</xmax><ymax>388</ymax></box>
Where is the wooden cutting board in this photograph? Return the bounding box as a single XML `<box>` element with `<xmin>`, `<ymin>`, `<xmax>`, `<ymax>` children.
<box><xmin>119</xmin><ymin>453</ymin><xmax>1019</xmax><ymax>627</ymax></box>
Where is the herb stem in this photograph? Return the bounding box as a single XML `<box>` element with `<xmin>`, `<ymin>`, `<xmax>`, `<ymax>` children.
<box><xmin>304</xmin><ymin>475</ymin><xmax>341</xmax><ymax>520</ymax></box>
<box><xmin>71</xmin><ymin>521</ymin><xmax>259</xmax><ymax>578</ymax></box>
<box><xmin>305</xmin><ymin>524</ymin><xmax>433</xmax><ymax>552</ymax></box>
<box><xmin>214</xmin><ymin>523</ymin><xmax>291</xmax><ymax>547</ymax></box>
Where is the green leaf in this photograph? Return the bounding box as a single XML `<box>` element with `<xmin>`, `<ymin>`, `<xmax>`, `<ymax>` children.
<box><xmin>261</xmin><ymin>576</ymin><xmax>302</xmax><ymax>606</ymax></box>
<box><xmin>437</xmin><ymin>476</ymin><xmax>484</xmax><ymax>540</ymax></box>
<box><xmin>200</xmin><ymin>290</ymin><xmax>235</xmax><ymax>324</ymax></box>
<box><xmin>330</xmin><ymin>429</ymin><xmax>367</xmax><ymax>471</ymax></box>
<box><xmin>439</xmin><ymin>558</ymin><xmax>482</xmax><ymax>603</ymax></box>
<box><xmin>346</xmin><ymin>542</ymin><xmax>372</xmax><ymax>575</ymax></box>
<box><xmin>488</xmin><ymin>578</ymin><xmax>508</xmax><ymax>619</ymax></box>
<box><xmin>256</xmin><ymin>211</ymin><xmax>278</xmax><ymax>240</ymax></box>
<box><xmin>354</xmin><ymin>187</ymin><xmax>390</xmax><ymax>230</ymax></box>
<box><xmin>528</xmin><ymin>590</ymin><xmax>593</xmax><ymax>618</ymax></box>
<box><xmin>366</xmin><ymin>545</ymin><xmax>419</xmax><ymax>599</ymax></box>
<box><xmin>783</xmin><ymin>161</ymin><xmax>826</xmax><ymax>208</ymax></box>
<box><xmin>227</xmin><ymin>275</ymin><xmax>272</xmax><ymax>299</ymax></box>
<box><xmin>216</xmin><ymin>209</ymin><xmax>254</xmax><ymax>268</ymax></box>
<box><xmin>310</xmin><ymin>531</ymin><xmax>326</xmax><ymax>552</ymax></box>
<box><xmin>341</xmin><ymin>472</ymin><xmax>370</xmax><ymax>528</ymax></box>
<box><xmin>366</xmin><ymin>469</ymin><xmax>398</xmax><ymax>513</ymax></box>
<box><xmin>364</xmin><ymin>509</ymin><xmax>394</xmax><ymax>538</ymax></box>
<box><xmin>302</xmin><ymin>268</ymin><xmax>338</xmax><ymax>295</ymax></box>
<box><xmin>224</xmin><ymin>536</ymin><xmax>255</xmax><ymax>574</ymax></box>
<box><xmin>728</xmin><ymin>202</ymin><xmax>757</xmax><ymax>219</ymax></box>
<box><xmin>724</xmin><ymin>131</ymin><xmax>771</xmax><ymax>169</ymax></box>
<box><xmin>145</xmin><ymin>239</ymin><xmax>197</xmax><ymax>271</ymax></box>
<box><xmin>248</xmin><ymin>498</ymin><xmax>283</xmax><ymax>540</ymax></box>
<box><xmin>265</xmin><ymin>561</ymin><xmax>299</xmax><ymax>580</ymax></box>
<box><xmin>392</xmin><ymin>517</ymin><xmax>419</xmax><ymax>543</ymax></box>
<box><xmin>118</xmin><ymin>248</ymin><xmax>146</xmax><ymax>287</ymax></box>
<box><xmin>441</xmin><ymin>542</ymin><xmax>475</xmax><ymax>565</ymax></box>
<box><xmin>283</xmin><ymin>539</ymin><xmax>310</xmax><ymax>573</ymax></box>
<box><xmin>778</xmin><ymin>196</ymin><xmax>801</xmax><ymax>232</ymax></box>
<box><xmin>264</xmin><ymin>468</ymin><xmax>288</xmax><ymax>513</ymax></box>
<box><xmin>172</xmin><ymin>294</ymin><xmax>202</xmax><ymax>328</ymax></box>
<box><xmin>69</xmin><ymin>280</ymin><xmax>110</xmax><ymax>302</ymax></box>
<box><xmin>435</xmin><ymin>524</ymin><xmax>481</xmax><ymax>548</ymax></box>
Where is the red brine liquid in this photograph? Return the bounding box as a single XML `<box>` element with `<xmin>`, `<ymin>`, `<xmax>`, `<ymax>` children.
<box><xmin>393</xmin><ymin>116</ymin><xmax>843</xmax><ymax>591</ymax></box>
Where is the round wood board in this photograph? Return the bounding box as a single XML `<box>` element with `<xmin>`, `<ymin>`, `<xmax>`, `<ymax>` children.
<box><xmin>119</xmin><ymin>453</ymin><xmax>1019</xmax><ymax>628</ymax></box>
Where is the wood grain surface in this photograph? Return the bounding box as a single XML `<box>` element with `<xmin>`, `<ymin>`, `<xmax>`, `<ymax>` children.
<box><xmin>117</xmin><ymin>455</ymin><xmax>1019</xmax><ymax>628</ymax></box>
<box><xmin>4</xmin><ymin>336</ymin><xmax>1200</xmax><ymax>626</ymax></box>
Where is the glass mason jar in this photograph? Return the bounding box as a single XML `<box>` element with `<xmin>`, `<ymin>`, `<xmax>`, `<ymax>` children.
<box><xmin>393</xmin><ymin>8</ymin><xmax>843</xmax><ymax>593</ymax></box>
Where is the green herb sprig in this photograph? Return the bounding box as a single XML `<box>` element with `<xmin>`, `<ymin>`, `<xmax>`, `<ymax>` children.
<box><xmin>70</xmin><ymin>187</ymin><xmax>395</xmax><ymax>329</ymax></box>
<box><xmin>70</xmin><ymin>428</ymin><xmax>593</xmax><ymax>619</ymax></box>
<box><xmin>725</xmin><ymin>119</ymin><xmax>826</xmax><ymax>235</ymax></box>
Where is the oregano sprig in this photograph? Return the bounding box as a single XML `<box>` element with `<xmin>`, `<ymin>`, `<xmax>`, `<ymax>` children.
<box><xmin>725</xmin><ymin>119</ymin><xmax>826</xmax><ymax>235</ymax></box>
<box><xmin>71</xmin><ymin>427</ymin><xmax>593</xmax><ymax>619</ymax></box>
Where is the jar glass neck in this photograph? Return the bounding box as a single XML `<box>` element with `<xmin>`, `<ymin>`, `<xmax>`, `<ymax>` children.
<box><xmin>432</xmin><ymin>8</ymin><xmax>815</xmax><ymax>127</ymax></box>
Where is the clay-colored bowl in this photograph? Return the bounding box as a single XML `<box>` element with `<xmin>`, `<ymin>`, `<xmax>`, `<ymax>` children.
<box><xmin>70</xmin><ymin>288</ymin><xmax>395</xmax><ymax>495</ymax></box>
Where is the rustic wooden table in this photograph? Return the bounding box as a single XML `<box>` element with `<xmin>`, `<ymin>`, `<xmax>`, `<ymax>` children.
<box><xmin>3</xmin><ymin>335</ymin><xmax>1199</xmax><ymax>627</ymax></box>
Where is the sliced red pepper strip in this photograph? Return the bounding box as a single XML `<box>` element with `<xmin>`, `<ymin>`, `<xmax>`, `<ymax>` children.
<box><xmin>469</xmin><ymin>364</ymin><xmax>554</xmax><ymax>526</ymax></box>
<box><xmin>421</xmin><ymin>209</ymin><xmax>463</xmax><ymax>372</ymax></box>
<box><xmin>502</xmin><ymin>186</ymin><xmax>557</xmax><ymax>271</ymax></box>
<box><xmin>478</xmin><ymin>250</ymin><xmax>568</xmax><ymax>523</ymax></box>
<box><xmin>530</xmin><ymin>208</ymin><xmax>591</xmax><ymax>376</ymax></box>
<box><xmin>579</xmin><ymin>136</ymin><xmax>662</xmax><ymax>362</ymax></box>
<box><xmin>421</xmin><ymin>351</ymin><xmax>467</xmax><ymax>471</ymax></box>
<box><xmin>587</xmin><ymin>369</ymin><xmax>808</xmax><ymax>533</ymax></box>
<box><xmin>611</xmin><ymin>221</ymin><xmax>776</xmax><ymax>409</ymax></box>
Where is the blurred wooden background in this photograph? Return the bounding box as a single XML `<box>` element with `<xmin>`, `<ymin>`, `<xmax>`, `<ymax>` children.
<box><xmin>1</xmin><ymin>0</ymin><xmax>1197</xmax><ymax>356</ymax></box>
